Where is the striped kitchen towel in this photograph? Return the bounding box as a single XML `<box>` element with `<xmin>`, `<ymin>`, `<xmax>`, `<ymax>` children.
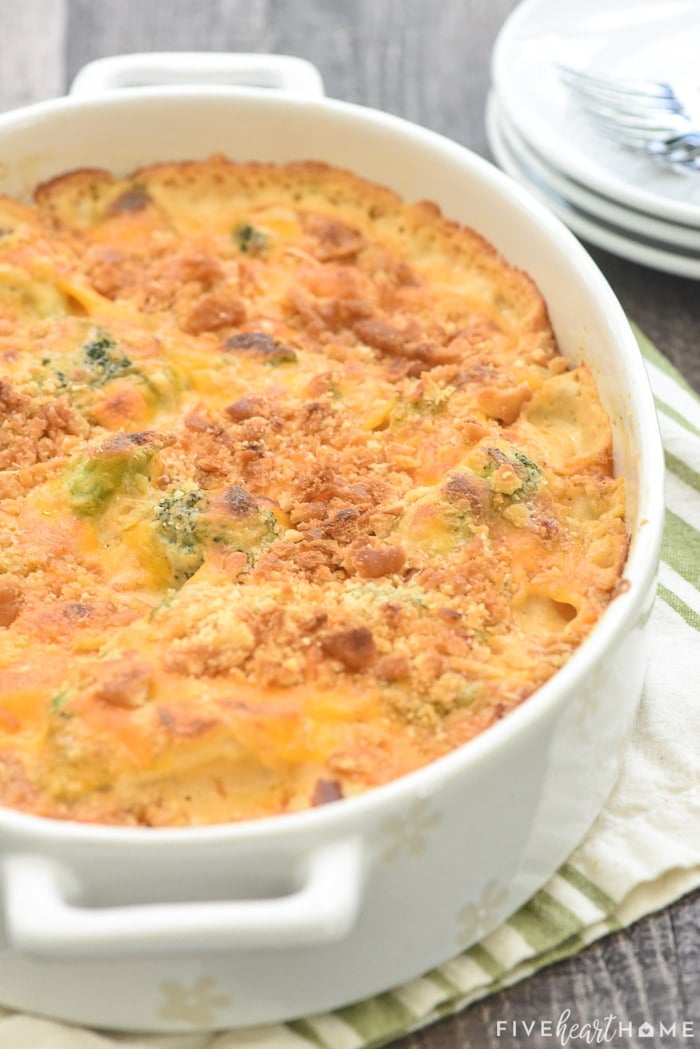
<box><xmin>2</xmin><ymin>326</ymin><xmax>698</xmax><ymax>1049</ymax></box>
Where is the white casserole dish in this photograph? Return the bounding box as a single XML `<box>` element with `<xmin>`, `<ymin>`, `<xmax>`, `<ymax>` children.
<box><xmin>0</xmin><ymin>53</ymin><xmax>664</xmax><ymax>1032</ymax></box>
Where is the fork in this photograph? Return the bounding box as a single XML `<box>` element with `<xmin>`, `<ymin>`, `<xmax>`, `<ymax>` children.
<box><xmin>558</xmin><ymin>66</ymin><xmax>700</xmax><ymax>173</ymax></box>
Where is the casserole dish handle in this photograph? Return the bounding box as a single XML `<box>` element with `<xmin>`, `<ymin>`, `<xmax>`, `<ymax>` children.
<box><xmin>69</xmin><ymin>52</ymin><xmax>325</xmax><ymax>98</ymax></box>
<box><xmin>2</xmin><ymin>838</ymin><xmax>362</xmax><ymax>957</ymax></box>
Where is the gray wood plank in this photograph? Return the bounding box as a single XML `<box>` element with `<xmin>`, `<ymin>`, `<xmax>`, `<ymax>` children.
<box><xmin>65</xmin><ymin>0</ymin><xmax>519</xmax><ymax>153</ymax></box>
<box><xmin>0</xmin><ymin>0</ymin><xmax>67</xmax><ymax>112</ymax></box>
<box><xmin>584</xmin><ymin>248</ymin><xmax>700</xmax><ymax>390</ymax></box>
<box><xmin>394</xmin><ymin>891</ymin><xmax>700</xmax><ymax>1049</ymax></box>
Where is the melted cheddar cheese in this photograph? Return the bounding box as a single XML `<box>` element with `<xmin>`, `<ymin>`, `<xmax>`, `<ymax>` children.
<box><xmin>0</xmin><ymin>158</ymin><xmax>628</xmax><ymax>825</ymax></box>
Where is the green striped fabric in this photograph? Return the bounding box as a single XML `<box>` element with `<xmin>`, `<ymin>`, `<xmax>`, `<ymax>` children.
<box><xmin>2</xmin><ymin>329</ymin><xmax>699</xmax><ymax>1049</ymax></box>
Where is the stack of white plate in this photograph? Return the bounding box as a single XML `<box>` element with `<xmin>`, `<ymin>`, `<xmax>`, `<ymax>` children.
<box><xmin>487</xmin><ymin>0</ymin><xmax>700</xmax><ymax>279</ymax></box>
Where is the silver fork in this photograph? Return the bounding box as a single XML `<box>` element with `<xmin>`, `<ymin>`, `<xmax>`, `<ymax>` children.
<box><xmin>558</xmin><ymin>66</ymin><xmax>700</xmax><ymax>173</ymax></box>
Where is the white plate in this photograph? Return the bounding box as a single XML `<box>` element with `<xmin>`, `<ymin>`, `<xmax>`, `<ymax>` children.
<box><xmin>491</xmin><ymin>0</ymin><xmax>700</xmax><ymax>228</ymax></box>
<box><xmin>486</xmin><ymin>92</ymin><xmax>700</xmax><ymax>280</ymax></box>
<box><xmin>497</xmin><ymin>102</ymin><xmax>700</xmax><ymax>253</ymax></box>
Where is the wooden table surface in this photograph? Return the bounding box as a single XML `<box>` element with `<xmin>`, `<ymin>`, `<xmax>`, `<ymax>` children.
<box><xmin>2</xmin><ymin>2</ymin><xmax>698</xmax><ymax>1047</ymax></box>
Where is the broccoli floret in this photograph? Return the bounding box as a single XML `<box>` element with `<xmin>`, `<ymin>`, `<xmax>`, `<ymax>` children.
<box><xmin>44</xmin><ymin>361</ymin><xmax>68</xmax><ymax>388</ymax></box>
<box><xmin>153</xmin><ymin>488</ymin><xmax>209</xmax><ymax>584</ymax></box>
<box><xmin>155</xmin><ymin>489</ymin><xmax>207</xmax><ymax>551</ymax></box>
<box><xmin>82</xmin><ymin>333</ymin><xmax>133</xmax><ymax>386</ymax></box>
<box><xmin>511</xmin><ymin>449</ymin><xmax>542</xmax><ymax>493</ymax></box>
<box><xmin>223</xmin><ymin>506</ymin><xmax>279</xmax><ymax>557</ymax></box>
<box><xmin>210</xmin><ymin>485</ymin><xmax>279</xmax><ymax>561</ymax></box>
<box><xmin>49</xmin><ymin>689</ymin><xmax>71</xmax><ymax>715</ymax></box>
<box><xmin>485</xmin><ymin>446</ymin><xmax>543</xmax><ymax>496</ymax></box>
<box><xmin>232</xmin><ymin>222</ymin><xmax>271</xmax><ymax>256</ymax></box>
<box><xmin>66</xmin><ymin>431</ymin><xmax>170</xmax><ymax>516</ymax></box>
<box><xmin>38</xmin><ymin>332</ymin><xmax>133</xmax><ymax>394</ymax></box>
<box><xmin>150</xmin><ymin>483</ymin><xmax>281</xmax><ymax>589</ymax></box>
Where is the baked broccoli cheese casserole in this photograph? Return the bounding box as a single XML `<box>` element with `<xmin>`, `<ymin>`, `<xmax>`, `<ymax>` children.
<box><xmin>0</xmin><ymin>158</ymin><xmax>628</xmax><ymax>825</ymax></box>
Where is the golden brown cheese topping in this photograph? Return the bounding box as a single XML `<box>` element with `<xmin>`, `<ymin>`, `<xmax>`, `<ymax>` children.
<box><xmin>0</xmin><ymin>157</ymin><xmax>628</xmax><ymax>825</ymax></box>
